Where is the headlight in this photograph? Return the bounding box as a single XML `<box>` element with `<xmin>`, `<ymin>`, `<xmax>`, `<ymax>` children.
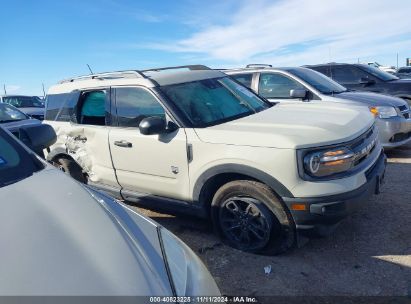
<box><xmin>303</xmin><ymin>147</ymin><xmax>354</xmax><ymax>178</ymax></box>
<box><xmin>370</xmin><ymin>106</ymin><xmax>398</xmax><ymax>119</ymax></box>
<box><xmin>159</xmin><ymin>227</ymin><xmax>221</xmax><ymax>297</ymax></box>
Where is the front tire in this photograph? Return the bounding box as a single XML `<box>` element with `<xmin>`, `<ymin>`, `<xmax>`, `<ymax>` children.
<box><xmin>211</xmin><ymin>180</ymin><xmax>295</xmax><ymax>255</ymax></box>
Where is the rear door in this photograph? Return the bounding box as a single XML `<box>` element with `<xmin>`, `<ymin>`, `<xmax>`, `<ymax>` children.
<box><xmin>257</xmin><ymin>72</ymin><xmax>307</xmax><ymax>103</ymax></box>
<box><xmin>108</xmin><ymin>86</ymin><xmax>190</xmax><ymax>201</ymax></box>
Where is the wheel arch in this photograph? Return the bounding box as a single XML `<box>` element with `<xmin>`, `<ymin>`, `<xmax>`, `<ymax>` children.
<box><xmin>193</xmin><ymin>164</ymin><xmax>294</xmax><ymax>210</ymax></box>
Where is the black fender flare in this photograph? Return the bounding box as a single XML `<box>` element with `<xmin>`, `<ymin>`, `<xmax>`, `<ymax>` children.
<box><xmin>192</xmin><ymin>164</ymin><xmax>294</xmax><ymax>204</ymax></box>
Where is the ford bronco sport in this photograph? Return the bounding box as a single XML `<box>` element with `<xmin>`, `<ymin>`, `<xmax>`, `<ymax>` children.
<box><xmin>44</xmin><ymin>65</ymin><xmax>386</xmax><ymax>254</ymax></box>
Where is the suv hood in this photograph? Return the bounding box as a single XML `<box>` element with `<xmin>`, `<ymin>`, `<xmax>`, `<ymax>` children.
<box><xmin>194</xmin><ymin>102</ymin><xmax>374</xmax><ymax>149</ymax></box>
<box><xmin>337</xmin><ymin>91</ymin><xmax>407</xmax><ymax>107</ymax></box>
<box><xmin>0</xmin><ymin>169</ymin><xmax>172</xmax><ymax>295</ymax></box>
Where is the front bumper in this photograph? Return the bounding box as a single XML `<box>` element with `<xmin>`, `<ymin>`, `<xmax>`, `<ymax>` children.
<box><xmin>376</xmin><ymin>116</ymin><xmax>411</xmax><ymax>148</ymax></box>
<box><xmin>283</xmin><ymin>152</ymin><xmax>386</xmax><ymax>237</ymax></box>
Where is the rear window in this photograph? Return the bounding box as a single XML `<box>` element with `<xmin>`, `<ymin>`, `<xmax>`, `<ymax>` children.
<box><xmin>0</xmin><ymin>128</ymin><xmax>43</xmax><ymax>187</ymax></box>
<box><xmin>45</xmin><ymin>92</ymin><xmax>80</xmax><ymax>121</ymax></box>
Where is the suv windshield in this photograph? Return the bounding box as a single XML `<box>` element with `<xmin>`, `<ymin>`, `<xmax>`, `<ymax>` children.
<box><xmin>0</xmin><ymin>128</ymin><xmax>43</xmax><ymax>187</ymax></box>
<box><xmin>159</xmin><ymin>77</ymin><xmax>270</xmax><ymax>127</ymax></box>
<box><xmin>0</xmin><ymin>103</ymin><xmax>28</xmax><ymax>122</ymax></box>
<box><xmin>357</xmin><ymin>65</ymin><xmax>399</xmax><ymax>81</ymax></box>
<box><xmin>3</xmin><ymin>96</ymin><xmax>44</xmax><ymax>108</ymax></box>
<box><xmin>288</xmin><ymin>68</ymin><xmax>347</xmax><ymax>94</ymax></box>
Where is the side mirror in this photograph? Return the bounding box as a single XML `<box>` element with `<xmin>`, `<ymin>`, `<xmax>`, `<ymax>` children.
<box><xmin>359</xmin><ymin>77</ymin><xmax>375</xmax><ymax>85</ymax></box>
<box><xmin>290</xmin><ymin>89</ymin><xmax>308</xmax><ymax>99</ymax></box>
<box><xmin>19</xmin><ymin>124</ymin><xmax>57</xmax><ymax>156</ymax></box>
<box><xmin>139</xmin><ymin>116</ymin><xmax>178</xmax><ymax>135</ymax></box>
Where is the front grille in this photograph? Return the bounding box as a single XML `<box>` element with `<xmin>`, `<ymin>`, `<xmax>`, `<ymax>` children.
<box><xmin>398</xmin><ymin>105</ymin><xmax>410</xmax><ymax>119</ymax></box>
<box><xmin>349</xmin><ymin>126</ymin><xmax>378</xmax><ymax>168</ymax></box>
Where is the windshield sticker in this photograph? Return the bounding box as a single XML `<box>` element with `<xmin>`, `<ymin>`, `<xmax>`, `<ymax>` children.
<box><xmin>0</xmin><ymin>157</ymin><xmax>7</xmax><ymax>166</ymax></box>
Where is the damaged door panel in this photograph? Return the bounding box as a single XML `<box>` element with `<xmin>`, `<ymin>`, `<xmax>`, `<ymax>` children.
<box><xmin>47</xmin><ymin>123</ymin><xmax>119</xmax><ymax>187</ymax></box>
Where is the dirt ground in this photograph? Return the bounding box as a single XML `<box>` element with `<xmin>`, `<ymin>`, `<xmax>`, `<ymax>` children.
<box><xmin>126</xmin><ymin>143</ymin><xmax>411</xmax><ymax>301</ymax></box>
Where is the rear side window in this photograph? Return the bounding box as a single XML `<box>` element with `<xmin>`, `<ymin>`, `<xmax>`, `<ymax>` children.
<box><xmin>114</xmin><ymin>87</ymin><xmax>165</xmax><ymax>128</ymax></box>
<box><xmin>231</xmin><ymin>73</ymin><xmax>253</xmax><ymax>88</ymax></box>
<box><xmin>258</xmin><ymin>73</ymin><xmax>305</xmax><ymax>99</ymax></box>
<box><xmin>45</xmin><ymin>92</ymin><xmax>80</xmax><ymax>121</ymax></box>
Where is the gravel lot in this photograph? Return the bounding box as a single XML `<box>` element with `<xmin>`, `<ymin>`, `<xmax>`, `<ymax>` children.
<box><xmin>126</xmin><ymin>143</ymin><xmax>411</xmax><ymax>301</ymax></box>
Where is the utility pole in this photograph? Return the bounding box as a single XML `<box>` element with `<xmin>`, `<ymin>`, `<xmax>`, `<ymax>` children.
<box><xmin>396</xmin><ymin>53</ymin><xmax>399</xmax><ymax>69</ymax></box>
<box><xmin>42</xmin><ymin>83</ymin><xmax>46</xmax><ymax>98</ymax></box>
<box><xmin>3</xmin><ymin>84</ymin><xmax>6</xmax><ymax>96</ymax></box>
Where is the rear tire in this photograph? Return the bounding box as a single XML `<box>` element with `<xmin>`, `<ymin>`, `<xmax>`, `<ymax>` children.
<box><xmin>54</xmin><ymin>158</ymin><xmax>86</xmax><ymax>183</ymax></box>
<box><xmin>211</xmin><ymin>180</ymin><xmax>295</xmax><ymax>255</ymax></box>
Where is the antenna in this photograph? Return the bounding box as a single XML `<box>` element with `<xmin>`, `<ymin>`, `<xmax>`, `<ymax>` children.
<box><xmin>42</xmin><ymin>83</ymin><xmax>46</xmax><ymax>98</ymax></box>
<box><xmin>3</xmin><ymin>84</ymin><xmax>6</xmax><ymax>96</ymax></box>
<box><xmin>86</xmin><ymin>64</ymin><xmax>94</xmax><ymax>75</ymax></box>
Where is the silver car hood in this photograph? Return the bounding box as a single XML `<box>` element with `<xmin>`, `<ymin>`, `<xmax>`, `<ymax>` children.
<box><xmin>0</xmin><ymin>168</ymin><xmax>172</xmax><ymax>295</ymax></box>
<box><xmin>336</xmin><ymin>91</ymin><xmax>407</xmax><ymax>107</ymax></box>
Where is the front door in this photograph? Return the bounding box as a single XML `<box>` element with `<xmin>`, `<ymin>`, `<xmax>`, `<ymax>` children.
<box><xmin>108</xmin><ymin>86</ymin><xmax>190</xmax><ymax>201</ymax></box>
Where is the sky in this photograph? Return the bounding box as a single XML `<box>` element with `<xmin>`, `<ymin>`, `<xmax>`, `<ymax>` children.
<box><xmin>1</xmin><ymin>0</ymin><xmax>410</xmax><ymax>95</ymax></box>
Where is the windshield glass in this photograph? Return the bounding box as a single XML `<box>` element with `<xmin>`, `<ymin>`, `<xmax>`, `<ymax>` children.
<box><xmin>358</xmin><ymin>65</ymin><xmax>399</xmax><ymax>81</ymax></box>
<box><xmin>159</xmin><ymin>77</ymin><xmax>270</xmax><ymax>127</ymax></box>
<box><xmin>0</xmin><ymin>103</ymin><xmax>28</xmax><ymax>122</ymax></box>
<box><xmin>3</xmin><ymin>96</ymin><xmax>44</xmax><ymax>108</ymax></box>
<box><xmin>288</xmin><ymin>68</ymin><xmax>347</xmax><ymax>94</ymax></box>
<box><xmin>0</xmin><ymin>128</ymin><xmax>43</xmax><ymax>187</ymax></box>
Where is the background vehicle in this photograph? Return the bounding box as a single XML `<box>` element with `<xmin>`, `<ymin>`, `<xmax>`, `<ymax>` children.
<box><xmin>43</xmin><ymin>65</ymin><xmax>386</xmax><ymax>254</ymax></box>
<box><xmin>0</xmin><ymin>102</ymin><xmax>41</xmax><ymax>134</ymax></box>
<box><xmin>366</xmin><ymin>62</ymin><xmax>396</xmax><ymax>74</ymax></box>
<box><xmin>395</xmin><ymin>67</ymin><xmax>411</xmax><ymax>79</ymax></box>
<box><xmin>0</xmin><ymin>125</ymin><xmax>220</xmax><ymax>296</ymax></box>
<box><xmin>305</xmin><ymin>63</ymin><xmax>411</xmax><ymax>106</ymax></box>
<box><xmin>1</xmin><ymin>95</ymin><xmax>45</xmax><ymax>120</ymax></box>
<box><xmin>225</xmin><ymin>65</ymin><xmax>411</xmax><ymax>148</ymax></box>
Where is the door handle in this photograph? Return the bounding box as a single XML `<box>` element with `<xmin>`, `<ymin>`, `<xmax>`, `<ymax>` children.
<box><xmin>74</xmin><ymin>135</ymin><xmax>87</xmax><ymax>142</ymax></box>
<box><xmin>114</xmin><ymin>140</ymin><xmax>132</xmax><ymax>148</ymax></box>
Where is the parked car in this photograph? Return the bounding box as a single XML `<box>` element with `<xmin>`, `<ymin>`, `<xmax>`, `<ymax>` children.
<box><xmin>0</xmin><ymin>125</ymin><xmax>220</xmax><ymax>296</ymax></box>
<box><xmin>305</xmin><ymin>63</ymin><xmax>411</xmax><ymax>106</ymax></box>
<box><xmin>225</xmin><ymin>65</ymin><xmax>411</xmax><ymax>148</ymax></box>
<box><xmin>366</xmin><ymin>62</ymin><xmax>396</xmax><ymax>74</ymax></box>
<box><xmin>395</xmin><ymin>67</ymin><xmax>411</xmax><ymax>79</ymax></box>
<box><xmin>44</xmin><ymin>65</ymin><xmax>386</xmax><ymax>254</ymax></box>
<box><xmin>0</xmin><ymin>102</ymin><xmax>41</xmax><ymax>133</ymax></box>
<box><xmin>1</xmin><ymin>95</ymin><xmax>45</xmax><ymax>120</ymax></box>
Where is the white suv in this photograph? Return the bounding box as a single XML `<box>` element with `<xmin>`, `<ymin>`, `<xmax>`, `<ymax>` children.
<box><xmin>44</xmin><ymin>65</ymin><xmax>386</xmax><ymax>254</ymax></box>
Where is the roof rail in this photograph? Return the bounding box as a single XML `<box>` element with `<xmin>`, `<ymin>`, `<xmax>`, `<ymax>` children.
<box><xmin>142</xmin><ymin>65</ymin><xmax>211</xmax><ymax>73</ymax></box>
<box><xmin>59</xmin><ymin>65</ymin><xmax>212</xmax><ymax>84</ymax></box>
<box><xmin>246</xmin><ymin>64</ymin><xmax>272</xmax><ymax>68</ymax></box>
<box><xmin>59</xmin><ymin>70</ymin><xmax>147</xmax><ymax>84</ymax></box>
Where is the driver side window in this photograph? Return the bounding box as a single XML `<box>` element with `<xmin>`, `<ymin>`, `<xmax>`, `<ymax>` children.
<box><xmin>258</xmin><ymin>73</ymin><xmax>305</xmax><ymax>99</ymax></box>
<box><xmin>114</xmin><ymin>87</ymin><xmax>165</xmax><ymax>128</ymax></box>
<box><xmin>332</xmin><ymin>66</ymin><xmax>371</xmax><ymax>84</ymax></box>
